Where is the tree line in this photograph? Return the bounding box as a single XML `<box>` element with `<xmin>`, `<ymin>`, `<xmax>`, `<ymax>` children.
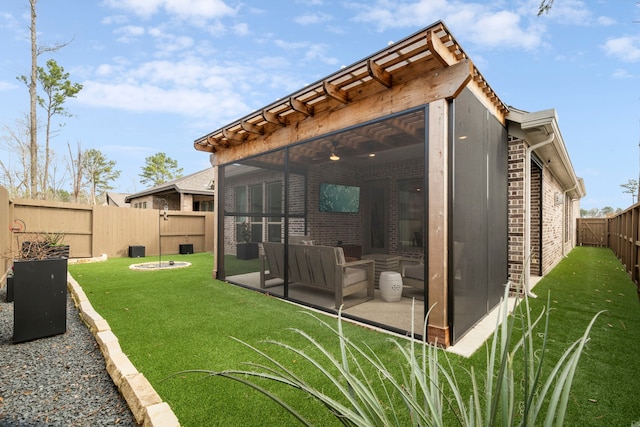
<box><xmin>0</xmin><ymin>0</ymin><xmax>183</xmax><ymax>205</ymax></box>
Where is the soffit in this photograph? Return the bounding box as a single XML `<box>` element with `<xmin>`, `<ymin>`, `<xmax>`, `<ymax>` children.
<box><xmin>194</xmin><ymin>20</ymin><xmax>508</xmax><ymax>154</ymax></box>
<box><xmin>508</xmin><ymin>108</ymin><xmax>585</xmax><ymax>199</ymax></box>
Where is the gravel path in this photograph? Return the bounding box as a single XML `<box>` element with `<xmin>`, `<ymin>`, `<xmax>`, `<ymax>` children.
<box><xmin>0</xmin><ymin>286</ymin><xmax>136</xmax><ymax>426</ymax></box>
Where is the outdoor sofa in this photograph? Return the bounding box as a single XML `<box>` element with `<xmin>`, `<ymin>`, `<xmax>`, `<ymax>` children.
<box><xmin>259</xmin><ymin>242</ymin><xmax>374</xmax><ymax>309</ymax></box>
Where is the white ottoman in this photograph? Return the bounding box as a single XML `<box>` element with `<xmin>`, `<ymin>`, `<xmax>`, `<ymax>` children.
<box><xmin>379</xmin><ymin>271</ymin><xmax>403</xmax><ymax>302</ymax></box>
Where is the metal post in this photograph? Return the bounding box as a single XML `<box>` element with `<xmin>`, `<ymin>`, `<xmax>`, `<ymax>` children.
<box><xmin>158</xmin><ymin>198</ymin><xmax>168</xmax><ymax>268</ymax></box>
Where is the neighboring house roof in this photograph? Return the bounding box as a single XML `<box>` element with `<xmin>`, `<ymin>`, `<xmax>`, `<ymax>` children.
<box><xmin>106</xmin><ymin>192</ymin><xmax>131</xmax><ymax>207</ymax></box>
<box><xmin>124</xmin><ymin>167</ymin><xmax>215</xmax><ymax>202</ymax></box>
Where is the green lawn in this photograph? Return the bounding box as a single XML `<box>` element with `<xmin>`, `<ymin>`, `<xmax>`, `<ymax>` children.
<box><xmin>69</xmin><ymin>247</ymin><xmax>640</xmax><ymax>426</ymax></box>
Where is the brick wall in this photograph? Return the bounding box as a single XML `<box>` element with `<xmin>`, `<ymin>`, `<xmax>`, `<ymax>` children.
<box><xmin>530</xmin><ymin>165</ymin><xmax>542</xmax><ymax>275</ymax></box>
<box><xmin>507</xmin><ymin>137</ymin><xmax>577</xmax><ymax>284</ymax></box>
<box><xmin>222</xmin><ymin>157</ymin><xmax>424</xmax><ymax>255</ymax></box>
<box><xmin>507</xmin><ymin>138</ymin><xmax>525</xmax><ymax>284</ymax></box>
<box><xmin>540</xmin><ymin>169</ymin><xmax>565</xmax><ymax>274</ymax></box>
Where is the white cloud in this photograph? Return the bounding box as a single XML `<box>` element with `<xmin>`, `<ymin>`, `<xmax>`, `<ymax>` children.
<box><xmin>103</xmin><ymin>0</ymin><xmax>236</xmax><ymax>20</ymax></box>
<box><xmin>603</xmin><ymin>36</ymin><xmax>640</xmax><ymax>62</ymax></box>
<box><xmin>274</xmin><ymin>39</ymin><xmax>309</xmax><ymax>50</ymax></box>
<box><xmin>294</xmin><ymin>12</ymin><xmax>332</xmax><ymax>26</ymax></box>
<box><xmin>538</xmin><ymin>0</ymin><xmax>591</xmax><ymax>25</ymax></box>
<box><xmin>95</xmin><ymin>64</ymin><xmax>121</xmax><ymax>77</ymax></box>
<box><xmin>114</xmin><ymin>25</ymin><xmax>145</xmax><ymax>43</ymax></box>
<box><xmin>304</xmin><ymin>44</ymin><xmax>339</xmax><ymax>65</ymax></box>
<box><xmin>0</xmin><ymin>80</ymin><xmax>17</xmax><ymax>91</ymax></box>
<box><xmin>102</xmin><ymin>14</ymin><xmax>130</xmax><ymax>25</ymax></box>
<box><xmin>76</xmin><ymin>56</ymin><xmax>258</xmax><ymax>123</ymax></box>
<box><xmin>350</xmin><ymin>0</ymin><xmax>544</xmax><ymax>50</ymax></box>
<box><xmin>596</xmin><ymin>16</ymin><xmax>616</xmax><ymax>26</ymax></box>
<box><xmin>256</xmin><ymin>56</ymin><xmax>290</xmax><ymax>69</ymax></box>
<box><xmin>78</xmin><ymin>81</ymin><xmax>248</xmax><ymax>122</ymax></box>
<box><xmin>0</xmin><ymin>11</ymin><xmax>20</xmax><ymax>30</ymax></box>
<box><xmin>273</xmin><ymin>39</ymin><xmax>338</xmax><ymax>65</ymax></box>
<box><xmin>233</xmin><ymin>23</ymin><xmax>249</xmax><ymax>36</ymax></box>
<box><xmin>612</xmin><ymin>69</ymin><xmax>635</xmax><ymax>79</ymax></box>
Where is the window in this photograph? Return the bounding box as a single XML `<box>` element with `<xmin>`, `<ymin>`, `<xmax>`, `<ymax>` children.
<box><xmin>249</xmin><ymin>184</ymin><xmax>263</xmax><ymax>241</ymax></box>
<box><xmin>267</xmin><ymin>181</ymin><xmax>283</xmax><ymax>242</ymax></box>
<box><xmin>398</xmin><ymin>179</ymin><xmax>424</xmax><ymax>247</ymax></box>
<box><xmin>235</xmin><ymin>186</ymin><xmax>248</xmax><ymax>242</ymax></box>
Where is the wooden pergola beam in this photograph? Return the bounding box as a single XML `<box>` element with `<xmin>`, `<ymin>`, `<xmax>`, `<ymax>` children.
<box><xmin>222</xmin><ymin>129</ymin><xmax>243</xmax><ymax>146</ymax></box>
<box><xmin>367</xmin><ymin>59</ymin><xmax>392</xmax><ymax>88</ymax></box>
<box><xmin>289</xmin><ymin>96</ymin><xmax>313</xmax><ymax>117</ymax></box>
<box><xmin>323</xmin><ymin>81</ymin><xmax>349</xmax><ymax>104</ymax></box>
<box><xmin>262</xmin><ymin>110</ymin><xmax>285</xmax><ymax>127</ymax></box>
<box><xmin>427</xmin><ymin>28</ymin><xmax>457</xmax><ymax>67</ymax></box>
<box><xmin>241</xmin><ymin>121</ymin><xmax>263</xmax><ymax>135</ymax></box>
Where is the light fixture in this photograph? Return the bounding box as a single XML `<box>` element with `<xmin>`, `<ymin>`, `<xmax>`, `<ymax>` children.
<box><xmin>329</xmin><ymin>141</ymin><xmax>340</xmax><ymax>161</ymax></box>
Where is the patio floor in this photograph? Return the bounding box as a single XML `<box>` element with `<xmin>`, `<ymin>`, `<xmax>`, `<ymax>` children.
<box><xmin>226</xmin><ymin>272</ymin><xmax>542</xmax><ymax>357</ymax></box>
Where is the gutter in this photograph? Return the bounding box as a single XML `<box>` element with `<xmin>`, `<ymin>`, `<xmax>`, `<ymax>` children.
<box><xmin>562</xmin><ymin>184</ymin><xmax>577</xmax><ymax>257</ymax></box>
<box><xmin>524</xmin><ymin>131</ymin><xmax>555</xmax><ymax>298</ymax></box>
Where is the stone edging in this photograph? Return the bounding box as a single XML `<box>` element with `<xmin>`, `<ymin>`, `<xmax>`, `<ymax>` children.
<box><xmin>67</xmin><ymin>273</ymin><xmax>180</xmax><ymax>427</ymax></box>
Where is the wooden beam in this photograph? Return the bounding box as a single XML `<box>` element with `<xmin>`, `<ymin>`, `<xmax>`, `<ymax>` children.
<box><xmin>193</xmin><ymin>142</ymin><xmax>215</xmax><ymax>153</ymax></box>
<box><xmin>262</xmin><ymin>110</ymin><xmax>285</xmax><ymax>127</ymax></box>
<box><xmin>289</xmin><ymin>96</ymin><xmax>313</xmax><ymax>117</ymax></box>
<box><xmin>221</xmin><ymin>129</ymin><xmax>242</xmax><ymax>146</ymax></box>
<box><xmin>426</xmin><ymin>28</ymin><xmax>457</xmax><ymax>67</ymax></box>
<box><xmin>323</xmin><ymin>81</ymin><xmax>349</xmax><ymax>104</ymax></box>
<box><xmin>367</xmin><ymin>59</ymin><xmax>392</xmax><ymax>88</ymax></box>
<box><xmin>427</xmin><ymin>97</ymin><xmax>449</xmax><ymax>345</ymax></box>
<box><xmin>241</xmin><ymin>120</ymin><xmax>263</xmax><ymax>135</ymax></box>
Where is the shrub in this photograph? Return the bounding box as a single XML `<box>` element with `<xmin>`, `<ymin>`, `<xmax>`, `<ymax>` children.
<box><xmin>181</xmin><ymin>285</ymin><xmax>602</xmax><ymax>426</ymax></box>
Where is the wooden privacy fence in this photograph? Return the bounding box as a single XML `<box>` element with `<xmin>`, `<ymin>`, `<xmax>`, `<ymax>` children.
<box><xmin>577</xmin><ymin>218</ymin><xmax>608</xmax><ymax>247</ymax></box>
<box><xmin>607</xmin><ymin>202</ymin><xmax>640</xmax><ymax>289</ymax></box>
<box><xmin>1</xmin><ymin>194</ymin><xmax>214</xmax><ymax>265</ymax></box>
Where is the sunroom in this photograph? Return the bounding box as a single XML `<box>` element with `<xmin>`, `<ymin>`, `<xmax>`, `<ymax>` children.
<box><xmin>194</xmin><ymin>21</ymin><xmax>510</xmax><ymax>346</ymax></box>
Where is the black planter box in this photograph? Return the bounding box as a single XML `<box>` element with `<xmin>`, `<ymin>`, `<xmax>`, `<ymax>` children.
<box><xmin>236</xmin><ymin>243</ymin><xmax>259</xmax><ymax>260</ymax></box>
<box><xmin>128</xmin><ymin>246</ymin><xmax>145</xmax><ymax>258</ymax></box>
<box><xmin>179</xmin><ymin>244</ymin><xmax>194</xmax><ymax>254</ymax></box>
<box><xmin>6</xmin><ymin>276</ymin><xmax>13</xmax><ymax>302</ymax></box>
<box><xmin>13</xmin><ymin>258</ymin><xmax>68</xmax><ymax>343</ymax></box>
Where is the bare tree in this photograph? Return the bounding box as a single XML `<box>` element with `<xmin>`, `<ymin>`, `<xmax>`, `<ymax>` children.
<box><xmin>67</xmin><ymin>141</ymin><xmax>84</xmax><ymax>203</ymax></box>
<box><xmin>27</xmin><ymin>0</ymin><xmax>37</xmax><ymax>198</ymax></box>
<box><xmin>22</xmin><ymin>0</ymin><xmax>73</xmax><ymax>199</ymax></box>
<box><xmin>537</xmin><ymin>0</ymin><xmax>555</xmax><ymax>15</ymax></box>
<box><xmin>0</xmin><ymin>115</ymin><xmax>36</xmax><ymax>198</ymax></box>
<box><xmin>38</xmin><ymin>150</ymin><xmax>68</xmax><ymax>200</ymax></box>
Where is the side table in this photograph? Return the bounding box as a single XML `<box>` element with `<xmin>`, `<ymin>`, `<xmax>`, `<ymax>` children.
<box><xmin>379</xmin><ymin>271</ymin><xmax>403</xmax><ymax>302</ymax></box>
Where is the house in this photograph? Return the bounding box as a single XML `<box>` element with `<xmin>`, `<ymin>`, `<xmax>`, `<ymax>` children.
<box><xmin>124</xmin><ymin>167</ymin><xmax>215</xmax><ymax>212</ymax></box>
<box><xmin>105</xmin><ymin>192</ymin><xmax>130</xmax><ymax>207</ymax></box>
<box><xmin>192</xmin><ymin>21</ymin><xmax>584</xmax><ymax>347</ymax></box>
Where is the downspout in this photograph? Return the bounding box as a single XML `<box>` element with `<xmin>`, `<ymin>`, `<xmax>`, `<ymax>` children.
<box><xmin>562</xmin><ymin>185</ymin><xmax>577</xmax><ymax>258</ymax></box>
<box><xmin>524</xmin><ymin>131</ymin><xmax>555</xmax><ymax>298</ymax></box>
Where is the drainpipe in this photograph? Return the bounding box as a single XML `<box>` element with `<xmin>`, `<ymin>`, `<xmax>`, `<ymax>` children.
<box><xmin>524</xmin><ymin>131</ymin><xmax>555</xmax><ymax>298</ymax></box>
<box><xmin>562</xmin><ymin>185</ymin><xmax>577</xmax><ymax>258</ymax></box>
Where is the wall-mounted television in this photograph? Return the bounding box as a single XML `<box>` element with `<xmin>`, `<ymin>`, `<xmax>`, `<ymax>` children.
<box><xmin>319</xmin><ymin>182</ymin><xmax>360</xmax><ymax>213</ymax></box>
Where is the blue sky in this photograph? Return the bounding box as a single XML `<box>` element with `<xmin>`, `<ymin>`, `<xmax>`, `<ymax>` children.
<box><xmin>0</xmin><ymin>0</ymin><xmax>639</xmax><ymax>210</ymax></box>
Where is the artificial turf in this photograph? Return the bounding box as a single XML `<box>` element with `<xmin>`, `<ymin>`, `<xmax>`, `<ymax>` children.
<box><xmin>68</xmin><ymin>247</ymin><xmax>640</xmax><ymax>426</ymax></box>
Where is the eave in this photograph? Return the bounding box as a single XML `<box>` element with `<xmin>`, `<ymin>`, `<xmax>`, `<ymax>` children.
<box><xmin>194</xmin><ymin>20</ymin><xmax>508</xmax><ymax>154</ymax></box>
<box><xmin>508</xmin><ymin>108</ymin><xmax>586</xmax><ymax>200</ymax></box>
